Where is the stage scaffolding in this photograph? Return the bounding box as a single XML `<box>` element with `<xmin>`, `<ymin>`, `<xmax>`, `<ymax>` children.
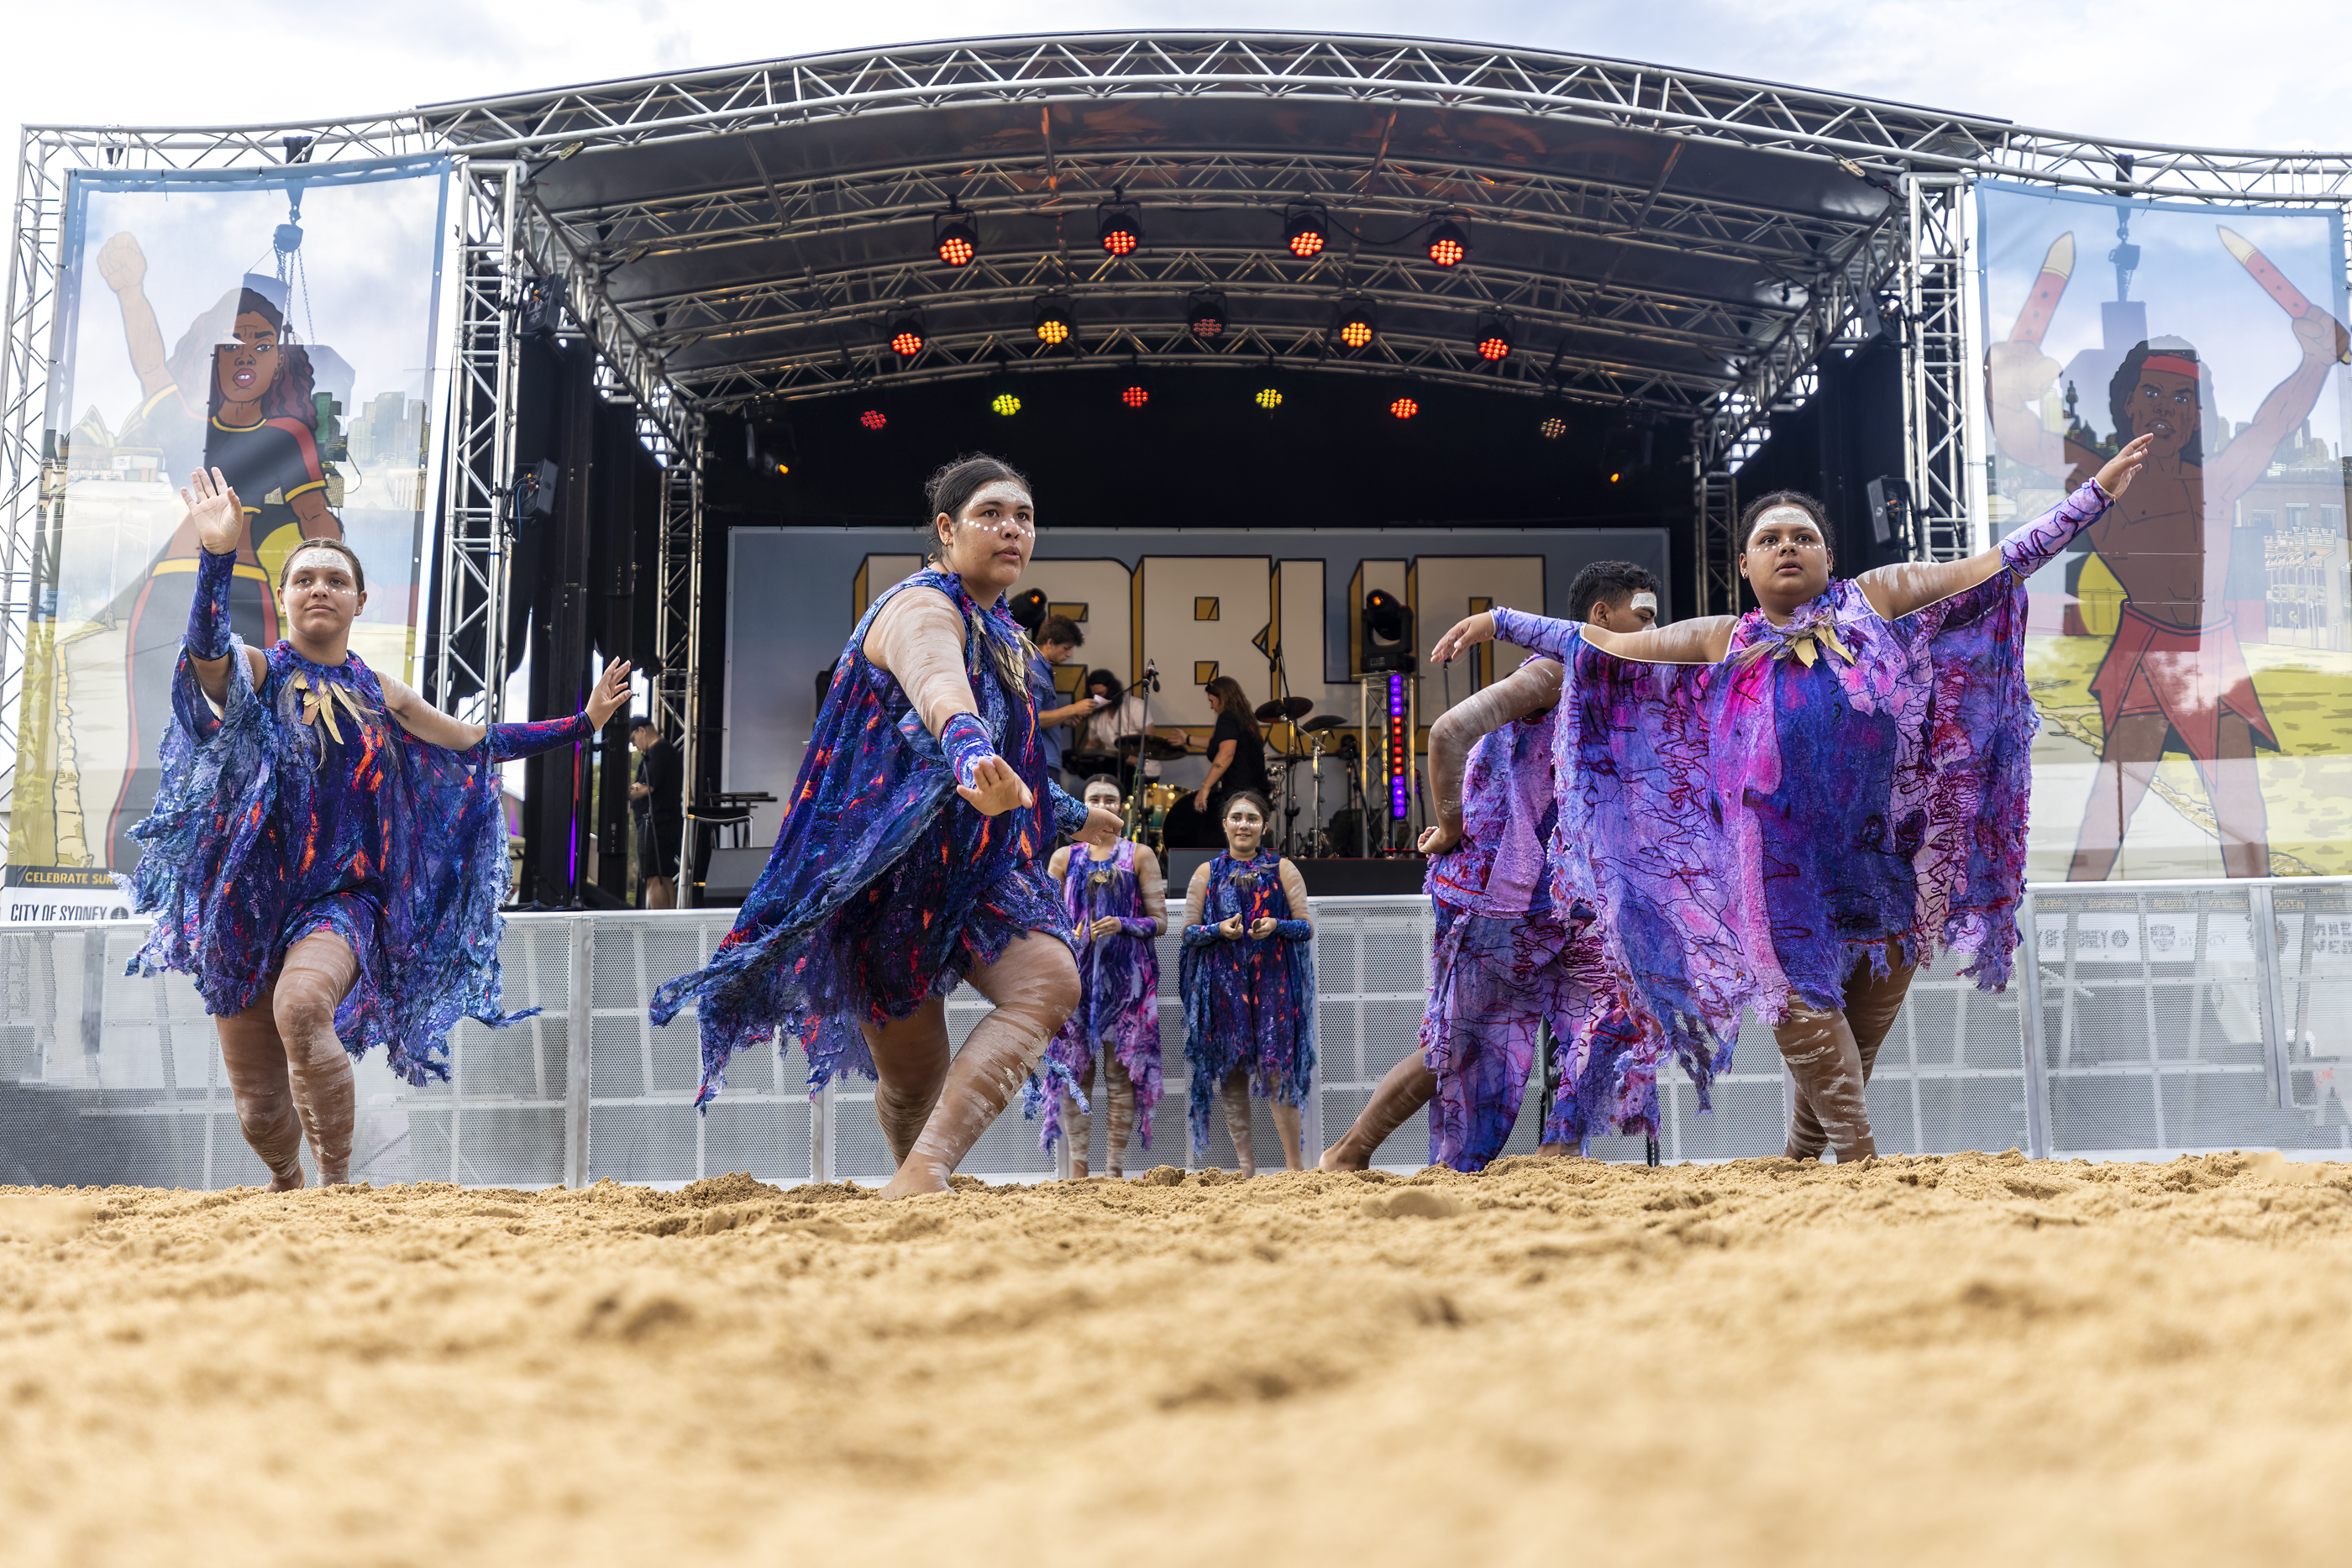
<box><xmin>5</xmin><ymin>32</ymin><xmax>2349</xmax><ymax>882</ymax></box>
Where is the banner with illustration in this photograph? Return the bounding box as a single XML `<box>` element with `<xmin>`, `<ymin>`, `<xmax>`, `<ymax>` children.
<box><xmin>4</xmin><ymin>155</ymin><xmax>449</xmax><ymax>920</ymax></box>
<box><xmin>1979</xmin><ymin>180</ymin><xmax>2352</xmax><ymax>879</ymax></box>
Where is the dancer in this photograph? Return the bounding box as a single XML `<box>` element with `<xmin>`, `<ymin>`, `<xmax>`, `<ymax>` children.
<box><xmin>1321</xmin><ymin>562</ymin><xmax>1670</xmax><ymax>1173</ymax></box>
<box><xmin>1432</xmin><ymin>436</ymin><xmax>2154</xmax><ymax>1162</ymax></box>
<box><xmin>123</xmin><ymin>467</ymin><xmax>625</xmax><ymax>1189</ymax></box>
<box><xmin>1179</xmin><ymin>791</ymin><xmax>1314</xmax><ymax>1175</ymax></box>
<box><xmin>649</xmin><ymin>456</ymin><xmax>1119</xmax><ymax>1199</ymax></box>
<box><xmin>1031</xmin><ymin>774</ymin><xmax>1167</xmax><ymax>1177</ymax></box>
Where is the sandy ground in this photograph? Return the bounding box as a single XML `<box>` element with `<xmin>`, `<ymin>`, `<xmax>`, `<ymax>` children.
<box><xmin>4</xmin><ymin>1152</ymin><xmax>2350</xmax><ymax>1566</ymax></box>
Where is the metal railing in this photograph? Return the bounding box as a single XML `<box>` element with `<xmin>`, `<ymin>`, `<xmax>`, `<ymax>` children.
<box><xmin>4</xmin><ymin>879</ymin><xmax>2347</xmax><ymax>1190</ymax></box>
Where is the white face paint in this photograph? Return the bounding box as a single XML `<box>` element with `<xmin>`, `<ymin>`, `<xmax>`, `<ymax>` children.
<box><xmin>1756</xmin><ymin>506</ymin><xmax>1817</xmax><ymax>535</ymax></box>
<box><xmin>1083</xmin><ymin>785</ymin><xmax>1122</xmax><ymax>810</ymax></box>
<box><xmin>1628</xmin><ymin>591</ymin><xmax>1658</xmax><ymax>615</ymax></box>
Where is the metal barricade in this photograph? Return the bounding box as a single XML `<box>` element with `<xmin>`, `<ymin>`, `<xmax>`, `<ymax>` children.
<box><xmin>3</xmin><ymin>878</ymin><xmax>2348</xmax><ymax>1189</ymax></box>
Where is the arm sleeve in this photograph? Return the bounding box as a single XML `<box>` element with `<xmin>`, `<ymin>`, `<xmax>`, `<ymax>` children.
<box><xmin>486</xmin><ymin>711</ymin><xmax>592</xmax><ymax>763</ymax></box>
<box><xmin>1181</xmin><ymin>863</ymin><xmax>1221</xmax><ymax>947</ymax></box>
<box><xmin>1273</xmin><ymin>859</ymin><xmax>1314</xmax><ymax>941</ymax></box>
<box><xmin>1487</xmin><ymin>606</ymin><xmax>1584</xmax><ymax>660</ymax></box>
<box><xmin>1048</xmin><ymin>782</ymin><xmax>1091</xmax><ymax>838</ymax></box>
<box><xmin>1998</xmin><ymin>479</ymin><xmax>2113</xmax><ymax>579</ymax></box>
<box><xmin>938</xmin><ymin>713</ymin><xmax>997</xmax><ymax>789</ymax></box>
<box><xmin>186</xmin><ymin>547</ymin><xmax>236</xmax><ymax>660</ymax></box>
<box><xmin>1127</xmin><ymin>847</ymin><xmax>1168</xmax><ymax>937</ymax></box>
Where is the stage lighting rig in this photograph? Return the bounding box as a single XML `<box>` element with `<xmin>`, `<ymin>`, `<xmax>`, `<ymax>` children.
<box><xmin>1284</xmin><ymin>207</ymin><xmax>1328</xmax><ymax>259</ymax></box>
<box><xmin>932</xmin><ymin>210</ymin><xmax>979</xmax><ymax>268</ymax></box>
<box><xmin>992</xmin><ymin>391</ymin><xmax>1021</xmax><ymax>416</ymax></box>
<box><xmin>1333</xmin><ymin>298</ymin><xmax>1378</xmax><ymax>351</ymax></box>
<box><xmin>1098</xmin><ymin>197</ymin><xmax>1143</xmax><ymax>257</ymax></box>
<box><xmin>1361</xmin><ymin>590</ymin><xmax>1415</xmax><ymax>674</ymax></box>
<box><xmin>1186</xmin><ymin>289</ymin><xmax>1227</xmax><ymax>342</ymax></box>
<box><xmin>1032</xmin><ymin>296</ymin><xmax>1075</xmax><ymax>347</ymax></box>
<box><xmin>887</xmin><ymin>315</ymin><xmax>925</xmax><ymax>358</ymax></box>
<box><xmin>1538</xmin><ymin>415</ymin><xmax>1567</xmax><ymax>440</ymax></box>
<box><xmin>858</xmin><ymin>408</ymin><xmax>887</xmax><ymax>431</ymax></box>
<box><xmin>1473</xmin><ymin>313</ymin><xmax>1513</xmax><ymax>362</ymax></box>
<box><xmin>1426</xmin><ymin>219</ymin><xmax>1468</xmax><ymax>268</ymax></box>
<box><xmin>1389</xmin><ymin>396</ymin><xmax>1420</xmax><ymax>420</ymax></box>
<box><xmin>1254</xmin><ymin>387</ymin><xmax>1284</xmax><ymax>410</ymax></box>
<box><xmin>1121</xmin><ymin>385</ymin><xmax>1150</xmax><ymax>408</ymax></box>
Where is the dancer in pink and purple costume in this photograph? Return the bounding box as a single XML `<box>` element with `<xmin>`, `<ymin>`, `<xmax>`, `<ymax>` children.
<box><xmin>1433</xmin><ymin>436</ymin><xmax>2155</xmax><ymax>1162</ymax></box>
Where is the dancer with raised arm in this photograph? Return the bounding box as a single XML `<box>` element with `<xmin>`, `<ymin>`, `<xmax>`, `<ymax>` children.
<box><xmin>1321</xmin><ymin>563</ymin><xmax>1677</xmax><ymax>1173</ymax></box>
<box><xmin>1031</xmin><ymin>774</ymin><xmax>1168</xmax><ymax>1178</ymax></box>
<box><xmin>1179</xmin><ymin>791</ymin><xmax>1314</xmax><ymax>1176</ymax></box>
<box><xmin>649</xmin><ymin>456</ymin><xmax>1119</xmax><ymax>1199</ymax></box>
<box><xmin>123</xmin><ymin>468</ymin><xmax>627</xmax><ymax>1189</ymax></box>
<box><xmin>1431</xmin><ymin>435</ymin><xmax>2154</xmax><ymax>1163</ymax></box>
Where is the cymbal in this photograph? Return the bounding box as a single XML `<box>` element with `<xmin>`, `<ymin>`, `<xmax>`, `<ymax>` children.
<box><xmin>1117</xmin><ymin>733</ymin><xmax>1189</xmax><ymax>761</ymax></box>
<box><xmin>1300</xmin><ymin>715</ymin><xmax>1351</xmax><ymax>734</ymax></box>
<box><xmin>1255</xmin><ymin>695</ymin><xmax>1314</xmax><ymax>724</ymax></box>
<box><xmin>1064</xmin><ymin>751</ymin><xmax>1121</xmax><ymax>775</ymax></box>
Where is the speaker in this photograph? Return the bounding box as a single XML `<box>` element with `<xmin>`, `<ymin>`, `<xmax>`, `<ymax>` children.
<box><xmin>1866</xmin><ymin>475</ymin><xmax>1909</xmax><ymax>548</ymax></box>
<box><xmin>700</xmin><ymin>846</ymin><xmax>771</xmax><ymax>907</ymax></box>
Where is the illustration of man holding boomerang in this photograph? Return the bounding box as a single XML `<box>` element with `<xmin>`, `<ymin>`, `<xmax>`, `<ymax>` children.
<box><xmin>1987</xmin><ymin>223</ymin><xmax>2349</xmax><ymax>880</ymax></box>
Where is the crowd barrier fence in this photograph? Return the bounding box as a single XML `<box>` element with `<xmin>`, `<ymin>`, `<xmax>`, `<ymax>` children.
<box><xmin>3</xmin><ymin>878</ymin><xmax>2348</xmax><ymax>1190</ymax></box>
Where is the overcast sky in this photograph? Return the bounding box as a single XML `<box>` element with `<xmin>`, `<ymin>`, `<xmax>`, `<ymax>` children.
<box><xmin>5</xmin><ymin>1</ymin><xmax>2345</xmax><ymax>155</ymax></box>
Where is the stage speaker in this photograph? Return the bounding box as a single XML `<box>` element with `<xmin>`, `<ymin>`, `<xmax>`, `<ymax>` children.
<box><xmin>700</xmin><ymin>846</ymin><xmax>770</xmax><ymax>907</ymax></box>
<box><xmin>1866</xmin><ymin>475</ymin><xmax>1910</xmax><ymax>548</ymax></box>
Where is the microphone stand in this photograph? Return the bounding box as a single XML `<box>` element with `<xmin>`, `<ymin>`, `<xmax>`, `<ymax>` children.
<box><xmin>1121</xmin><ymin>660</ymin><xmax>1158</xmax><ymax>843</ymax></box>
<box><xmin>1265</xmin><ymin>636</ymin><xmax>1299</xmax><ymax>857</ymax></box>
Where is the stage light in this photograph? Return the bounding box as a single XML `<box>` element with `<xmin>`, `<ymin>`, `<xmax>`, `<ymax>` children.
<box><xmin>992</xmin><ymin>392</ymin><xmax>1021</xmax><ymax>416</ymax></box>
<box><xmin>1390</xmin><ymin>396</ymin><xmax>1419</xmax><ymax>420</ymax></box>
<box><xmin>1334</xmin><ymin>298</ymin><xmax>1377</xmax><ymax>350</ymax></box>
<box><xmin>1427</xmin><ymin>220</ymin><xmax>1468</xmax><ymax>268</ymax></box>
<box><xmin>1032</xmin><ymin>298</ymin><xmax>1074</xmax><ymax>346</ymax></box>
<box><xmin>1609</xmin><ymin>471</ymin><xmax>1622</xmax><ymax>483</ymax></box>
<box><xmin>1387</xmin><ymin>672</ymin><xmax>1410</xmax><ymax>821</ymax></box>
<box><xmin>1186</xmin><ymin>289</ymin><xmax>1227</xmax><ymax>342</ymax></box>
<box><xmin>888</xmin><ymin>316</ymin><xmax>924</xmax><ymax>357</ymax></box>
<box><xmin>1362</xmin><ymin>589</ymin><xmax>1415</xmax><ymax>674</ymax></box>
<box><xmin>1539</xmin><ymin>415</ymin><xmax>1567</xmax><ymax>440</ymax></box>
<box><xmin>774</xmin><ymin>463</ymin><xmax>790</xmax><ymax>476</ymax></box>
<box><xmin>1098</xmin><ymin>207</ymin><xmax>1142</xmax><ymax>256</ymax></box>
<box><xmin>1121</xmin><ymin>385</ymin><xmax>1149</xmax><ymax>408</ymax></box>
<box><xmin>1284</xmin><ymin>209</ymin><xmax>1327</xmax><ymax>259</ymax></box>
<box><xmin>858</xmin><ymin>409</ymin><xmax>887</xmax><ymax>431</ymax></box>
<box><xmin>933</xmin><ymin>213</ymin><xmax>978</xmax><ymax>268</ymax></box>
<box><xmin>1473</xmin><ymin>314</ymin><xmax>1513</xmax><ymax>361</ymax></box>
<box><xmin>1254</xmin><ymin>387</ymin><xmax>1283</xmax><ymax>410</ymax></box>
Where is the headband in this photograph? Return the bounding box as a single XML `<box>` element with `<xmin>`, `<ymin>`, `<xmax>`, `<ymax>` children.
<box><xmin>2142</xmin><ymin>354</ymin><xmax>2201</xmax><ymax>380</ymax></box>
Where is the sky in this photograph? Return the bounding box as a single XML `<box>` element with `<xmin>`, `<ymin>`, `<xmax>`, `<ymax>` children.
<box><xmin>3</xmin><ymin>0</ymin><xmax>2347</xmax><ymax>155</ymax></box>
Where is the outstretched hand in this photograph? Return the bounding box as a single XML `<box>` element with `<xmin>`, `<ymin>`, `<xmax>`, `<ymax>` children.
<box><xmin>586</xmin><ymin>657</ymin><xmax>632</xmax><ymax>728</ymax></box>
<box><xmin>956</xmin><ymin>755</ymin><xmax>1034</xmax><ymax>817</ymax></box>
<box><xmin>1430</xmin><ymin>611</ymin><xmax>1497</xmax><ymax>665</ymax></box>
<box><xmin>2094</xmin><ymin>433</ymin><xmax>2156</xmax><ymax>501</ymax></box>
<box><xmin>183</xmin><ymin>468</ymin><xmax>244</xmax><ymax>559</ymax></box>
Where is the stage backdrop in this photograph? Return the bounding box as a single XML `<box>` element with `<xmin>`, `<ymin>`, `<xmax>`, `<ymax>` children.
<box><xmin>4</xmin><ymin>155</ymin><xmax>449</xmax><ymax>922</ymax></box>
<box><xmin>722</xmin><ymin>527</ymin><xmax>1674</xmax><ymax>849</ymax></box>
<box><xmin>1979</xmin><ymin>180</ymin><xmax>2352</xmax><ymax>880</ymax></box>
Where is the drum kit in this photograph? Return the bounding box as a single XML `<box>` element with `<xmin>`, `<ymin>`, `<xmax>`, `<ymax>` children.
<box><xmin>1067</xmin><ymin>696</ymin><xmax>1368</xmax><ymax>857</ymax></box>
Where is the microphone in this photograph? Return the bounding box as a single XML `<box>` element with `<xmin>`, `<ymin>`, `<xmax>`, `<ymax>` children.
<box><xmin>1141</xmin><ymin>658</ymin><xmax>1161</xmax><ymax>692</ymax></box>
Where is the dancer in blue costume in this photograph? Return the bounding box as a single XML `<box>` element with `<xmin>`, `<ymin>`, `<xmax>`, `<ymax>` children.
<box><xmin>1179</xmin><ymin>791</ymin><xmax>1315</xmax><ymax>1175</ymax></box>
<box><xmin>1433</xmin><ymin>433</ymin><xmax>2155</xmax><ymax>1162</ymax></box>
<box><xmin>650</xmin><ymin>456</ymin><xmax>1120</xmax><ymax>1199</ymax></box>
<box><xmin>1031</xmin><ymin>774</ymin><xmax>1168</xmax><ymax>1177</ymax></box>
<box><xmin>124</xmin><ymin>467</ymin><xmax>627</xmax><ymax>1188</ymax></box>
<box><xmin>1322</xmin><ymin>564</ymin><xmax>1671</xmax><ymax>1173</ymax></box>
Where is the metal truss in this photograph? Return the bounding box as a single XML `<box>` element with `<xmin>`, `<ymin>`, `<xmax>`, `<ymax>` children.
<box><xmin>1694</xmin><ymin>468</ymin><xmax>1739</xmax><ymax>617</ymax></box>
<box><xmin>651</xmin><ymin>421</ymin><xmax>703</xmax><ymax>905</ymax></box>
<box><xmin>1903</xmin><ymin>176</ymin><xmax>1976</xmax><ymax>564</ymax></box>
<box><xmin>0</xmin><ymin>129</ymin><xmax>66</xmax><ymax>836</ymax></box>
<box><xmin>410</xmin><ymin>34</ymin><xmax>2349</xmax><ymax>202</ymax></box>
<box><xmin>429</xmin><ymin>163</ymin><xmax>523</xmax><ymax>726</ymax></box>
<box><xmin>513</xmin><ymin>194</ymin><xmax>691</xmax><ymax>453</ymax></box>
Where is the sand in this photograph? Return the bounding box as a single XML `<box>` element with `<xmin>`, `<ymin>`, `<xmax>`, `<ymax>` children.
<box><xmin>4</xmin><ymin>1151</ymin><xmax>2350</xmax><ymax>1565</ymax></box>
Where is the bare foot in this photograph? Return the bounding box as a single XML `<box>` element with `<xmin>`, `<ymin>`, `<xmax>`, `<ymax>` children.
<box><xmin>1318</xmin><ymin>1145</ymin><xmax>1371</xmax><ymax>1173</ymax></box>
<box><xmin>1068</xmin><ymin>1159</ymin><xmax>1089</xmax><ymax>1181</ymax></box>
<box><xmin>265</xmin><ymin>1166</ymin><xmax>306</xmax><ymax>1193</ymax></box>
<box><xmin>877</xmin><ymin>1167</ymin><xmax>953</xmax><ymax>1201</ymax></box>
<box><xmin>1105</xmin><ymin>1167</ymin><xmax>1124</xmax><ymax>1180</ymax></box>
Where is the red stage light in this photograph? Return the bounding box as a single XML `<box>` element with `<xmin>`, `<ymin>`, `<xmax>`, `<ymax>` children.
<box><xmin>1340</xmin><ymin>320</ymin><xmax>1373</xmax><ymax>349</ymax></box>
<box><xmin>859</xmin><ymin>409</ymin><xmax>887</xmax><ymax>430</ymax></box>
<box><xmin>1285</xmin><ymin>211</ymin><xmax>1327</xmax><ymax>259</ymax></box>
<box><xmin>888</xmin><ymin>316</ymin><xmax>924</xmax><ymax>357</ymax></box>
<box><xmin>1121</xmin><ymin>385</ymin><xmax>1149</xmax><ymax>407</ymax></box>
<box><xmin>1477</xmin><ymin>333</ymin><xmax>1510</xmax><ymax>362</ymax></box>
<box><xmin>1099</xmin><ymin>210</ymin><xmax>1142</xmax><ymax>256</ymax></box>
<box><xmin>1390</xmin><ymin>396</ymin><xmax>1419</xmax><ymax>419</ymax></box>
<box><xmin>934</xmin><ymin>218</ymin><xmax>978</xmax><ymax>268</ymax></box>
<box><xmin>1427</xmin><ymin>220</ymin><xmax>1468</xmax><ymax>268</ymax></box>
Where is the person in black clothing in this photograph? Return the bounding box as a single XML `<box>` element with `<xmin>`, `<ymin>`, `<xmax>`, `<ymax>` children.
<box><xmin>629</xmin><ymin>716</ymin><xmax>685</xmax><ymax>909</ymax></box>
<box><xmin>1165</xmin><ymin>674</ymin><xmax>1270</xmax><ymax>848</ymax></box>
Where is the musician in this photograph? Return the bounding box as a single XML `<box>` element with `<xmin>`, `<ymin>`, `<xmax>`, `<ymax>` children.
<box><xmin>1072</xmin><ymin>668</ymin><xmax>1168</xmax><ymax>791</ymax></box>
<box><xmin>1026</xmin><ymin>614</ymin><xmax>1100</xmax><ymax>789</ymax></box>
<box><xmin>1165</xmin><ymin>674</ymin><xmax>1270</xmax><ymax>849</ymax></box>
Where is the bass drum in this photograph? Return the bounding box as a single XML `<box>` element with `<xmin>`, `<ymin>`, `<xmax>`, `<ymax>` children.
<box><xmin>1139</xmin><ymin>783</ymin><xmax>1184</xmax><ymax>849</ymax></box>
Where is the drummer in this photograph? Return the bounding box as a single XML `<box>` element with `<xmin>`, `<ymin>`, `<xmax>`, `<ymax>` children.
<box><xmin>1072</xmin><ymin>669</ymin><xmax>1168</xmax><ymax>794</ymax></box>
<box><xmin>1166</xmin><ymin>675</ymin><xmax>1272</xmax><ymax>849</ymax></box>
